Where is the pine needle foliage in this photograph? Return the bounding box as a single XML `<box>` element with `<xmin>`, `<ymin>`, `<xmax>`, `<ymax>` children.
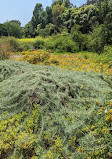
<box><xmin>0</xmin><ymin>60</ymin><xmax>112</xmax><ymax>158</ymax></box>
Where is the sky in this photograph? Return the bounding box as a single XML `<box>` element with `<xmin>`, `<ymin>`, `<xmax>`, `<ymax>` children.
<box><xmin>0</xmin><ymin>0</ymin><xmax>86</xmax><ymax>27</ymax></box>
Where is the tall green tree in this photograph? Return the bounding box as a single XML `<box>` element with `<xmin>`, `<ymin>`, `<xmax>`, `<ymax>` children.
<box><xmin>46</xmin><ymin>6</ymin><xmax>53</xmax><ymax>24</ymax></box>
<box><xmin>100</xmin><ymin>1</ymin><xmax>112</xmax><ymax>44</ymax></box>
<box><xmin>87</xmin><ymin>0</ymin><xmax>98</xmax><ymax>5</ymax></box>
<box><xmin>52</xmin><ymin>3</ymin><xmax>65</xmax><ymax>26</ymax></box>
<box><xmin>58</xmin><ymin>8</ymin><xmax>74</xmax><ymax>31</ymax></box>
<box><xmin>38</xmin><ymin>10</ymin><xmax>47</xmax><ymax>28</ymax></box>
<box><xmin>97</xmin><ymin>0</ymin><xmax>111</xmax><ymax>24</ymax></box>
<box><xmin>31</xmin><ymin>3</ymin><xmax>43</xmax><ymax>29</ymax></box>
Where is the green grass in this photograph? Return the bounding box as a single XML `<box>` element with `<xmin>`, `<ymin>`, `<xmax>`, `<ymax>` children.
<box><xmin>0</xmin><ymin>60</ymin><xmax>112</xmax><ymax>158</ymax></box>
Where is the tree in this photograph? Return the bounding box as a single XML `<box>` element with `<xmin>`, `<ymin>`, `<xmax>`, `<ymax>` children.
<box><xmin>46</xmin><ymin>6</ymin><xmax>53</xmax><ymax>24</ymax></box>
<box><xmin>9</xmin><ymin>20</ymin><xmax>21</xmax><ymax>26</ymax></box>
<box><xmin>0</xmin><ymin>24</ymin><xmax>8</xmax><ymax>36</ymax></box>
<box><xmin>97</xmin><ymin>0</ymin><xmax>111</xmax><ymax>24</ymax></box>
<box><xmin>87</xmin><ymin>0</ymin><xmax>98</xmax><ymax>5</ymax></box>
<box><xmin>52</xmin><ymin>3</ymin><xmax>65</xmax><ymax>26</ymax></box>
<box><xmin>37</xmin><ymin>23</ymin><xmax>56</xmax><ymax>37</ymax></box>
<box><xmin>71</xmin><ymin>24</ymin><xmax>87</xmax><ymax>50</ymax></box>
<box><xmin>58</xmin><ymin>8</ymin><xmax>74</xmax><ymax>31</ymax></box>
<box><xmin>52</xmin><ymin>0</ymin><xmax>63</xmax><ymax>6</ymax></box>
<box><xmin>72</xmin><ymin>5</ymin><xmax>99</xmax><ymax>33</ymax></box>
<box><xmin>3</xmin><ymin>21</ymin><xmax>22</xmax><ymax>38</ymax></box>
<box><xmin>86</xmin><ymin>24</ymin><xmax>105</xmax><ymax>53</ymax></box>
<box><xmin>31</xmin><ymin>3</ymin><xmax>43</xmax><ymax>29</ymax></box>
<box><xmin>38</xmin><ymin>10</ymin><xmax>47</xmax><ymax>29</ymax></box>
<box><xmin>64</xmin><ymin>0</ymin><xmax>73</xmax><ymax>8</ymax></box>
<box><xmin>101</xmin><ymin>3</ymin><xmax>112</xmax><ymax>44</ymax></box>
<box><xmin>52</xmin><ymin>0</ymin><xmax>73</xmax><ymax>8</ymax></box>
<box><xmin>23</xmin><ymin>22</ymin><xmax>34</xmax><ymax>37</ymax></box>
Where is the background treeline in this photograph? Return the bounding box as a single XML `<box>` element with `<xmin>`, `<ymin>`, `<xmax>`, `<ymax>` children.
<box><xmin>0</xmin><ymin>0</ymin><xmax>112</xmax><ymax>53</ymax></box>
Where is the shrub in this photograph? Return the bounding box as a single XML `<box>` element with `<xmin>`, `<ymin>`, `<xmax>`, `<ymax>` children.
<box><xmin>18</xmin><ymin>50</ymin><xmax>60</xmax><ymax>66</ymax></box>
<box><xmin>94</xmin><ymin>45</ymin><xmax>112</xmax><ymax>64</ymax></box>
<box><xmin>0</xmin><ymin>41</ymin><xmax>10</xmax><ymax>60</ymax></box>
<box><xmin>18</xmin><ymin>38</ymin><xmax>35</xmax><ymax>51</ymax></box>
<box><xmin>71</xmin><ymin>29</ymin><xmax>87</xmax><ymax>51</ymax></box>
<box><xmin>0</xmin><ymin>36</ymin><xmax>23</xmax><ymax>52</ymax></box>
<box><xmin>44</xmin><ymin>37</ymin><xmax>55</xmax><ymax>50</ymax></box>
<box><xmin>45</xmin><ymin>34</ymin><xmax>79</xmax><ymax>52</ymax></box>
<box><xmin>86</xmin><ymin>25</ymin><xmax>105</xmax><ymax>54</ymax></box>
<box><xmin>18</xmin><ymin>37</ymin><xmax>45</xmax><ymax>51</ymax></box>
<box><xmin>7</xmin><ymin>37</ymin><xmax>24</xmax><ymax>52</ymax></box>
<box><xmin>33</xmin><ymin>37</ymin><xmax>44</xmax><ymax>49</ymax></box>
<box><xmin>19</xmin><ymin>50</ymin><xmax>50</xmax><ymax>64</ymax></box>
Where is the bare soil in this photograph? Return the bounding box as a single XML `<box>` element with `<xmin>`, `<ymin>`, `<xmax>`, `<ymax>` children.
<box><xmin>10</xmin><ymin>54</ymin><xmax>23</xmax><ymax>60</ymax></box>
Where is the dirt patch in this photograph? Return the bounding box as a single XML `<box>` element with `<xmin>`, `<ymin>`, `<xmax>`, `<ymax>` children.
<box><xmin>10</xmin><ymin>54</ymin><xmax>23</xmax><ymax>60</ymax></box>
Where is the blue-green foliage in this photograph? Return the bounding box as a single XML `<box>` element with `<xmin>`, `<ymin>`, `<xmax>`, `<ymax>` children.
<box><xmin>0</xmin><ymin>60</ymin><xmax>112</xmax><ymax>158</ymax></box>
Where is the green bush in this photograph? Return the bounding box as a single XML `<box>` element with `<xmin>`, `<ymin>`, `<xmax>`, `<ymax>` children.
<box><xmin>95</xmin><ymin>45</ymin><xmax>112</xmax><ymax>64</ymax></box>
<box><xmin>0</xmin><ymin>36</ymin><xmax>23</xmax><ymax>52</ymax></box>
<box><xmin>0</xmin><ymin>41</ymin><xmax>10</xmax><ymax>60</ymax></box>
<box><xmin>71</xmin><ymin>29</ymin><xmax>87</xmax><ymax>51</ymax></box>
<box><xmin>44</xmin><ymin>36</ymin><xmax>55</xmax><ymax>50</ymax></box>
<box><xmin>45</xmin><ymin>34</ymin><xmax>79</xmax><ymax>52</ymax></box>
<box><xmin>86</xmin><ymin>25</ymin><xmax>105</xmax><ymax>54</ymax></box>
<box><xmin>7</xmin><ymin>37</ymin><xmax>24</xmax><ymax>52</ymax></box>
<box><xmin>19</xmin><ymin>40</ymin><xmax>34</xmax><ymax>51</ymax></box>
<box><xmin>33</xmin><ymin>38</ymin><xmax>45</xmax><ymax>49</ymax></box>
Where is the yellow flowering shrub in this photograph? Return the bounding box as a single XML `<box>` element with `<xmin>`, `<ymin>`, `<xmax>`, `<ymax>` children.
<box><xmin>18</xmin><ymin>50</ymin><xmax>50</xmax><ymax>64</ymax></box>
<box><xmin>17</xmin><ymin>49</ymin><xmax>60</xmax><ymax>65</ymax></box>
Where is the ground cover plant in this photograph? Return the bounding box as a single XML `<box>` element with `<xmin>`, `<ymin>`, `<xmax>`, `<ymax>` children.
<box><xmin>0</xmin><ymin>60</ymin><xmax>112</xmax><ymax>158</ymax></box>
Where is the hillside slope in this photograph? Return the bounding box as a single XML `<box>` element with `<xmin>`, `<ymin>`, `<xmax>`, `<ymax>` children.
<box><xmin>0</xmin><ymin>60</ymin><xmax>112</xmax><ymax>159</ymax></box>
